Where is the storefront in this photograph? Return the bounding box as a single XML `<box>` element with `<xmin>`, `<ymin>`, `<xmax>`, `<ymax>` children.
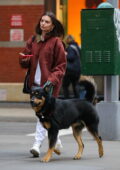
<box><xmin>54</xmin><ymin>0</ymin><xmax>106</xmax><ymax>44</ymax></box>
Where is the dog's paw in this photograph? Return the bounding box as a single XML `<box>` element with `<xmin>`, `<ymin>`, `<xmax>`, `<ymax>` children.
<box><xmin>98</xmin><ymin>142</ymin><xmax>104</xmax><ymax>158</ymax></box>
<box><xmin>99</xmin><ymin>150</ymin><xmax>104</xmax><ymax>158</ymax></box>
<box><xmin>73</xmin><ymin>154</ymin><xmax>82</xmax><ymax>160</ymax></box>
<box><xmin>40</xmin><ymin>156</ymin><xmax>51</xmax><ymax>163</ymax></box>
<box><xmin>54</xmin><ymin>148</ymin><xmax>61</xmax><ymax>155</ymax></box>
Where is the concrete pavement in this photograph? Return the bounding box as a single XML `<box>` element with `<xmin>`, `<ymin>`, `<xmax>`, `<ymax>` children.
<box><xmin>0</xmin><ymin>102</ymin><xmax>36</xmax><ymax>122</ymax></box>
<box><xmin>0</xmin><ymin>102</ymin><xmax>73</xmax><ymax>136</ymax></box>
<box><xmin>0</xmin><ymin>102</ymin><xmax>120</xmax><ymax>170</ymax></box>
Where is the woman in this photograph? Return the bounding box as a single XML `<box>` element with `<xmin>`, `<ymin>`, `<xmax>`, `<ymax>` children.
<box><xmin>62</xmin><ymin>35</ymin><xmax>81</xmax><ymax>99</ymax></box>
<box><xmin>19</xmin><ymin>12</ymin><xmax>66</xmax><ymax>157</ymax></box>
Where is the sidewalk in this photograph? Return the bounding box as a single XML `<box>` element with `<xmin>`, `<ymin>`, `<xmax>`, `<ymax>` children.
<box><xmin>0</xmin><ymin>102</ymin><xmax>120</xmax><ymax>169</ymax></box>
<box><xmin>0</xmin><ymin>102</ymin><xmax>74</xmax><ymax>136</ymax></box>
<box><xmin>0</xmin><ymin>102</ymin><xmax>36</xmax><ymax>122</ymax></box>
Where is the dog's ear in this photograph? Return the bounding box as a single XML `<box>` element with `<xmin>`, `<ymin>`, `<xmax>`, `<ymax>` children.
<box><xmin>44</xmin><ymin>85</ymin><xmax>53</xmax><ymax>94</ymax></box>
<box><xmin>43</xmin><ymin>81</ymin><xmax>53</xmax><ymax>95</ymax></box>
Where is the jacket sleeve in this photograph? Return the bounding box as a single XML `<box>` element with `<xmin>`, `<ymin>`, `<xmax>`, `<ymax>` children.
<box><xmin>19</xmin><ymin>36</ymin><xmax>33</xmax><ymax>69</ymax></box>
<box><xmin>48</xmin><ymin>38</ymin><xmax>67</xmax><ymax>86</ymax></box>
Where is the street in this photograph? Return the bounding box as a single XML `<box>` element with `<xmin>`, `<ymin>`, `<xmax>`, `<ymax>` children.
<box><xmin>0</xmin><ymin>0</ymin><xmax>120</xmax><ymax>169</ymax></box>
<box><xmin>0</xmin><ymin>119</ymin><xmax>120</xmax><ymax>170</ymax></box>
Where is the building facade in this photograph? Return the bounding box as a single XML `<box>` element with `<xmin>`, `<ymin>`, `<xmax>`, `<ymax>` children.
<box><xmin>0</xmin><ymin>0</ymin><xmax>44</xmax><ymax>101</ymax></box>
<box><xmin>0</xmin><ymin>0</ymin><xmax>119</xmax><ymax>101</ymax></box>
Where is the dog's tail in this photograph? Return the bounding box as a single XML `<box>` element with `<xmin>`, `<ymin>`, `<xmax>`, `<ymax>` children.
<box><xmin>77</xmin><ymin>76</ymin><xmax>97</xmax><ymax>104</ymax></box>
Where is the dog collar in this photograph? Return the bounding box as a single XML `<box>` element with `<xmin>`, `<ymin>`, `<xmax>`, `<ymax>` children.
<box><xmin>36</xmin><ymin>112</ymin><xmax>45</xmax><ymax>119</ymax></box>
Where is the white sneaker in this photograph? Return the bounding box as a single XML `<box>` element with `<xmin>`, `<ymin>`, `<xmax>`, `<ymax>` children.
<box><xmin>30</xmin><ymin>144</ymin><xmax>40</xmax><ymax>157</ymax></box>
<box><xmin>55</xmin><ymin>139</ymin><xmax>63</xmax><ymax>150</ymax></box>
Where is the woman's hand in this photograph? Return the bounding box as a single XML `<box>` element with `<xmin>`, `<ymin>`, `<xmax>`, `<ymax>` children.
<box><xmin>21</xmin><ymin>57</ymin><xmax>31</xmax><ymax>62</ymax></box>
<box><xmin>19</xmin><ymin>53</ymin><xmax>32</xmax><ymax>61</ymax></box>
<box><xmin>19</xmin><ymin>53</ymin><xmax>31</xmax><ymax>69</ymax></box>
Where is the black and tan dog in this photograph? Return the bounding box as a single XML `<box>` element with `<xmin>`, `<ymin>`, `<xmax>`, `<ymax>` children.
<box><xmin>30</xmin><ymin>77</ymin><xmax>104</xmax><ymax>162</ymax></box>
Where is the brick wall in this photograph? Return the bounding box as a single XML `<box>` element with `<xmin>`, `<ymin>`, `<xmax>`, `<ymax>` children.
<box><xmin>0</xmin><ymin>5</ymin><xmax>44</xmax><ymax>82</ymax></box>
<box><xmin>0</xmin><ymin>5</ymin><xmax>44</xmax><ymax>41</ymax></box>
<box><xmin>0</xmin><ymin>47</ymin><xmax>26</xmax><ymax>82</ymax></box>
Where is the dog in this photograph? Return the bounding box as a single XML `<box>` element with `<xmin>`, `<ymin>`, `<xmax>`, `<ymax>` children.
<box><xmin>30</xmin><ymin>77</ymin><xmax>104</xmax><ymax>162</ymax></box>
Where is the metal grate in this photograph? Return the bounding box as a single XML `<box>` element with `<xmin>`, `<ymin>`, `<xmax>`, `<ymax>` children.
<box><xmin>85</xmin><ymin>50</ymin><xmax>111</xmax><ymax>63</ymax></box>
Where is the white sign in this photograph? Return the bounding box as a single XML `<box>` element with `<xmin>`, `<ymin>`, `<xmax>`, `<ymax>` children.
<box><xmin>10</xmin><ymin>29</ymin><xmax>24</xmax><ymax>41</ymax></box>
<box><xmin>11</xmin><ymin>15</ymin><xmax>22</xmax><ymax>26</ymax></box>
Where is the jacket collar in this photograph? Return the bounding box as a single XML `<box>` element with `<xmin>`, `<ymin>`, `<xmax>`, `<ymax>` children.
<box><xmin>36</xmin><ymin>34</ymin><xmax>52</xmax><ymax>43</ymax></box>
<box><xmin>36</xmin><ymin>34</ymin><xmax>44</xmax><ymax>43</ymax></box>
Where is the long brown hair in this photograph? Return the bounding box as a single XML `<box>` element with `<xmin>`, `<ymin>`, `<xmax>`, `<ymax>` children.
<box><xmin>35</xmin><ymin>12</ymin><xmax>64</xmax><ymax>38</ymax></box>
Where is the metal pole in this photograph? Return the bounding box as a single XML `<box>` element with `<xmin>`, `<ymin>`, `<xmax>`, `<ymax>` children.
<box><xmin>104</xmin><ymin>76</ymin><xmax>119</xmax><ymax>101</ymax></box>
<box><xmin>104</xmin><ymin>0</ymin><xmax>119</xmax><ymax>102</ymax></box>
<box><xmin>97</xmin><ymin>0</ymin><xmax>120</xmax><ymax>140</ymax></box>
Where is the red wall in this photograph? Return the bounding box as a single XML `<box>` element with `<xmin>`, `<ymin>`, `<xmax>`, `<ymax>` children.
<box><xmin>0</xmin><ymin>5</ymin><xmax>44</xmax><ymax>82</ymax></box>
<box><xmin>0</xmin><ymin>47</ymin><xmax>26</xmax><ymax>82</ymax></box>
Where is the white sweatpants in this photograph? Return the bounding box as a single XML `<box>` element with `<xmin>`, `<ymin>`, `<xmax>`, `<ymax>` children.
<box><xmin>34</xmin><ymin>119</ymin><xmax>47</xmax><ymax>146</ymax></box>
<box><xmin>34</xmin><ymin>119</ymin><xmax>61</xmax><ymax>147</ymax></box>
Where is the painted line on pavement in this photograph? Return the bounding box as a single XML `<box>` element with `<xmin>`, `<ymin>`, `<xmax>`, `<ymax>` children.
<box><xmin>27</xmin><ymin>128</ymin><xmax>86</xmax><ymax>137</ymax></box>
